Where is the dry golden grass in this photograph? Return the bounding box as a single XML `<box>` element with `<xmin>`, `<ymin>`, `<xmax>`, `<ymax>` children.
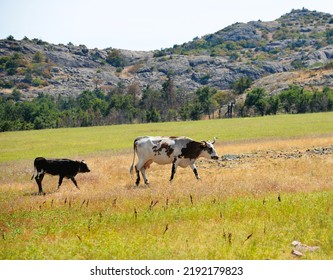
<box><xmin>251</xmin><ymin>68</ymin><xmax>333</xmax><ymax>93</ymax></box>
<box><xmin>2</xmin><ymin>135</ymin><xmax>331</xmax><ymax>209</ymax></box>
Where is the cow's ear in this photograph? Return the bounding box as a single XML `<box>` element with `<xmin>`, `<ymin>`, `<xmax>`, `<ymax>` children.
<box><xmin>200</xmin><ymin>141</ymin><xmax>207</xmax><ymax>148</ymax></box>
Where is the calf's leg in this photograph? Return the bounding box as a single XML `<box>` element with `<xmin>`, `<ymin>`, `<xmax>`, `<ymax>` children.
<box><xmin>57</xmin><ymin>175</ymin><xmax>64</xmax><ymax>190</ymax></box>
<box><xmin>70</xmin><ymin>177</ymin><xmax>80</xmax><ymax>189</ymax></box>
<box><xmin>35</xmin><ymin>173</ymin><xmax>44</xmax><ymax>195</ymax></box>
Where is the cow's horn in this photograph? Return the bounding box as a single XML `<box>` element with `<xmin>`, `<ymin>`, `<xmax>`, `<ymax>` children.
<box><xmin>212</xmin><ymin>137</ymin><xmax>216</xmax><ymax>144</ymax></box>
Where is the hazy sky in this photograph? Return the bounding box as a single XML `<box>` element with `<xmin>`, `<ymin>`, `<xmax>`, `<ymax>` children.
<box><xmin>1</xmin><ymin>0</ymin><xmax>332</xmax><ymax>51</ymax></box>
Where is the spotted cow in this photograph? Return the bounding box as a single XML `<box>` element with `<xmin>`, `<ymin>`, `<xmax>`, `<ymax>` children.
<box><xmin>130</xmin><ymin>136</ymin><xmax>219</xmax><ymax>186</ymax></box>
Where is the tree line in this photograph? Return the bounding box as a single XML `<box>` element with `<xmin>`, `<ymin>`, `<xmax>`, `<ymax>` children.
<box><xmin>1</xmin><ymin>78</ymin><xmax>333</xmax><ymax>132</ymax></box>
<box><xmin>243</xmin><ymin>85</ymin><xmax>333</xmax><ymax>116</ymax></box>
<box><xmin>0</xmin><ymin>76</ymin><xmax>225</xmax><ymax>131</ymax></box>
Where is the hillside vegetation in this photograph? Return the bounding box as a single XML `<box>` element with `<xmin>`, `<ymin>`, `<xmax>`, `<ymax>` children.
<box><xmin>1</xmin><ymin>8</ymin><xmax>333</xmax><ymax>131</ymax></box>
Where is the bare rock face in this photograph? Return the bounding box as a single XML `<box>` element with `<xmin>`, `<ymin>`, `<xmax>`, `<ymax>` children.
<box><xmin>1</xmin><ymin>8</ymin><xmax>333</xmax><ymax>100</ymax></box>
<box><xmin>305</xmin><ymin>46</ymin><xmax>333</xmax><ymax>66</ymax></box>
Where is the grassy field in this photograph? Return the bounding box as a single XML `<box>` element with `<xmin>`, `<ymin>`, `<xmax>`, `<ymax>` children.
<box><xmin>0</xmin><ymin>112</ymin><xmax>333</xmax><ymax>259</ymax></box>
<box><xmin>1</xmin><ymin>112</ymin><xmax>332</xmax><ymax>162</ymax></box>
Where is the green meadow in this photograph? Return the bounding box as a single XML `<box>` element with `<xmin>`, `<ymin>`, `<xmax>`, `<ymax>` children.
<box><xmin>1</xmin><ymin>192</ymin><xmax>333</xmax><ymax>259</ymax></box>
<box><xmin>0</xmin><ymin>112</ymin><xmax>333</xmax><ymax>259</ymax></box>
<box><xmin>1</xmin><ymin>112</ymin><xmax>332</xmax><ymax>162</ymax></box>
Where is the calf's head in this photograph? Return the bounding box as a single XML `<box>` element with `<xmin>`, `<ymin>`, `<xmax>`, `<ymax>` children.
<box><xmin>78</xmin><ymin>160</ymin><xmax>90</xmax><ymax>173</ymax></box>
<box><xmin>200</xmin><ymin>138</ymin><xmax>219</xmax><ymax>160</ymax></box>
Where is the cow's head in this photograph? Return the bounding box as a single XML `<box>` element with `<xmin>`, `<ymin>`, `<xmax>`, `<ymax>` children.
<box><xmin>200</xmin><ymin>138</ymin><xmax>219</xmax><ymax>160</ymax></box>
<box><xmin>79</xmin><ymin>160</ymin><xmax>90</xmax><ymax>173</ymax></box>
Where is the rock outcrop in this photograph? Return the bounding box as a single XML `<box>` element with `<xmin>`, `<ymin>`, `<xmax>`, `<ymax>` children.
<box><xmin>1</xmin><ymin>8</ymin><xmax>333</xmax><ymax>99</ymax></box>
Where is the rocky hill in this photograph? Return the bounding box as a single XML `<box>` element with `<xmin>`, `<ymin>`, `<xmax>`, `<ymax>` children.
<box><xmin>1</xmin><ymin>8</ymin><xmax>333</xmax><ymax>100</ymax></box>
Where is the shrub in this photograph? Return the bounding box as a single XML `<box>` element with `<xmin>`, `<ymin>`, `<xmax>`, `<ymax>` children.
<box><xmin>31</xmin><ymin>78</ymin><xmax>48</xmax><ymax>87</ymax></box>
<box><xmin>32</xmin><ymin>52</ymin><xmax>45</xmax><ymax>63</ymax></box>
<box><xmin>106</xmin><ymin>49</ymin><xmax>127</xmax><ymax>67</ymax></box>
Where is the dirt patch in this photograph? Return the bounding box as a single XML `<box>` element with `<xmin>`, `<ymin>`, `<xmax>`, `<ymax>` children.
<box><xmin>217</xmin><ymin>145</ymin><xmax>333</xmax><ymax>167</ymax></box>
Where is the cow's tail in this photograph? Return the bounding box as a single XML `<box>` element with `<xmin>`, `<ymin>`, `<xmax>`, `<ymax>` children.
<box><xmin>129</xmin><ymin>139</ymin><xmax>137</xmax><ymax>179</ymax></box>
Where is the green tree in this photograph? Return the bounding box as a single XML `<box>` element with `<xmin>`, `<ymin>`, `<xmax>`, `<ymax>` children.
<box><xmin>6</xmin><ymin>35</ymin><xmax>15</xmax><ymax>41</ymax></box>
<box><xmin>279</xmin><ymin>86</ymin><xmax>300</xmax><ymax>113</ymax></box>
<box><xmin>140</xmin><ymin>86</ymin><xmax>162</xmax><ymax>114</ymax></box>
<box><xmin>322</xmin><ymin>87</ymin><xmax>333</xmax><ymax>111</ymax></box>
<box><xmin>189</xmin><ymin>102</ymin><xmax>203</xmax><ymax>120</ymax></box>
<box><xmin>231</xmin><ymin>77</ymin><xmax>253</xmax><ymax>94</ymax></box>
<box><xmin>162</xmin><ymin>76</ymin><xmax>176</xmax><ymax>108</ymax></box>
<box><xmin>297</xmin><ymin>89</ymin><xmax>312</xmax><ymax>113</ymax></box>
<box><xmin>179</xmin><ymin>103</ymin><xmax>191</xmax><ymax>120</ymax></box>
<box><xmin>77</xmin><ymin>90</ymin><xmax>96</xmax><ymax>111</ymax></box>
<box><xmin>146</xmin><ymin>107</ymin><xmax>161</xmax><ymax>122</ymax></box>
<box><xmin>245</xmin><ymin>87</ymin><xmax>268</xmax><ymax>116</ymax></box>
<box><xmin>266</xmin><ymin>95</ymin><xmax>280</xmax><ymax>115</ymax></box>
<box><xmin>310</xmin><ymin>87</ymin><xmax>333</xmax><ymax>112</ymax></box>
<box><xmin>195</xmin><ymin>86</ymin><xmax>218</xmax><ymax>119</ymax></box>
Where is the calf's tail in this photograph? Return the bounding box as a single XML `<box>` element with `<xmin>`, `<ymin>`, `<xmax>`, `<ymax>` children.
<box><xmin>31</xmin><ymin>166</ymin><xmax>36</xmax><ymax>180</ymax></box>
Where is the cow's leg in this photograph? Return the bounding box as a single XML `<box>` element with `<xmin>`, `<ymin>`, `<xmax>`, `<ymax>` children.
<box><xmin>170</xmin><ymin>158</ymin><xmax>178</xmax><ymax>182</ymax></box>
<box><xmin>35</xmin><ymin>173</ymin><xmax>44</xmax><ymax>195</ymax></box>
<box><xmin>140</xmin><ymin>168</ymin><xmax>149</xmax><ymax>185</ymax></box>
<box><xmin>57</xmin><ymin>175</ymin><xmax>64</xmax><ymax>190</ymax></box>
<box><xmin>135</xmin><ymin>160</ymin><xmax>150</xmax><ymax>186</ymax></box>
<box><xmin>190</xmin><ymin>163</ymin><xmax>200</xmax><ymax>180</ymax></box>
<box><xmin>141</xmin><ymin>160</ymin><xmax>153</xmax><ymax>185</ymax></box>
<box><xmin>70</xmin><ymin>177</ymin><xmax>80</xmax><ymax>189</ymax></box>
<box><xmin>135</xmin><ymin>165</ymin><xmax>141</xmax><ymax>186</ymax></box>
